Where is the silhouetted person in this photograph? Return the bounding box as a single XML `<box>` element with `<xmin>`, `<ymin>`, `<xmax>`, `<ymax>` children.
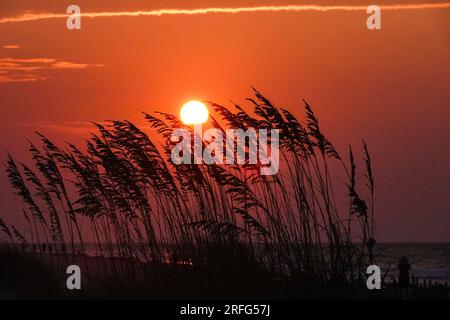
<box><xmin>398</xmin><ymin>256</ymin><xmax>411</xmax><ymax>289</ymax></box>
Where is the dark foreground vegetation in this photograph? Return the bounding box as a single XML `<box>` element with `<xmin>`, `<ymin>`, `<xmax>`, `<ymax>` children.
<box><xmin>0</xmin><ymin>90</ymin><xmax>397</xmax><ymax>299</ymax></box>
<box><xmin>1</xmin><ymin>247</ymin><xmax>448</xmax><ymax>299</ymax></box>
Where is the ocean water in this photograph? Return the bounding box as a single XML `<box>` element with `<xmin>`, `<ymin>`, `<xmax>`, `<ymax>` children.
<box><xmin>11</xmin><ymin>242</ymin><xmax>450</xmax><ymax>283</ymax></box>
<box><xmin>85</xmin><ymin>242</ymin><xmax>450</xmax><ymax>283</ymax></box>
<box><xmin>374</xmin><ymin>243</ymin><xmax>450</xmax><ymax>284</ymax></box>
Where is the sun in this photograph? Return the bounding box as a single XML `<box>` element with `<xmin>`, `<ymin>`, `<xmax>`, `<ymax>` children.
<box><xmin>180</xmin><ymin>100</ymin><xmax>209</xmax><ymax>125</ymax></box>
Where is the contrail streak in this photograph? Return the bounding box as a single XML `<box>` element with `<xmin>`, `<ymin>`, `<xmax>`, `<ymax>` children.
<box><xmin>1</xmin><ymin>3</ymin><xmax>449</xmax><ymax>24</ymax></box>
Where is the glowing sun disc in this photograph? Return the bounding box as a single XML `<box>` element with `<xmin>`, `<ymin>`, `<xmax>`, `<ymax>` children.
<box><xmin>180</xmin><ymin>100</ymin><xmax>209</xmax><ymax>125</ymax></box>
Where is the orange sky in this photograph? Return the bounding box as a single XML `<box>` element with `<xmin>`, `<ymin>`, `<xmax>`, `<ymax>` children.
<box><xmin>0</xmin><ymin>0</ymin><xmax>449</xmax><ymax>242</ymax></box>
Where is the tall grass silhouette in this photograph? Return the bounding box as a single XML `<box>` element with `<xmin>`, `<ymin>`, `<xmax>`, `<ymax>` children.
<box><xmin>1</xmin><ymin>90</ymin><xmax>376</xmax><ymax>297</ymax></box>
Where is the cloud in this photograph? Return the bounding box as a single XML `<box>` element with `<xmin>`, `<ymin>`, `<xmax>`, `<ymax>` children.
<box><xmin>15</xmin><ymin>120</ymin><xmax>148</xmax><ymax>135</ymax></box>
<box><xmin>2</xmin><ymin>44</ymin><xmax>21</xmax><ymax>49</ymax></box>
<box><xmin>0</xmin><ymin>57</ymin><xmax>104</xmax><ymax>84</ymax></box>
<box><xmin>0</xmin><ymin>3</ymin><xmax>449</xmax><ymax>24</ymax></box>
<box><xmin>0</xmin><ymin>73</ymin><xmax>47</xmax><ymax>83</ymax></box>
<box><xmin>16</xmin><ymin>121</ymin><xmax>102</xmax><ymax>135</ymax></box>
